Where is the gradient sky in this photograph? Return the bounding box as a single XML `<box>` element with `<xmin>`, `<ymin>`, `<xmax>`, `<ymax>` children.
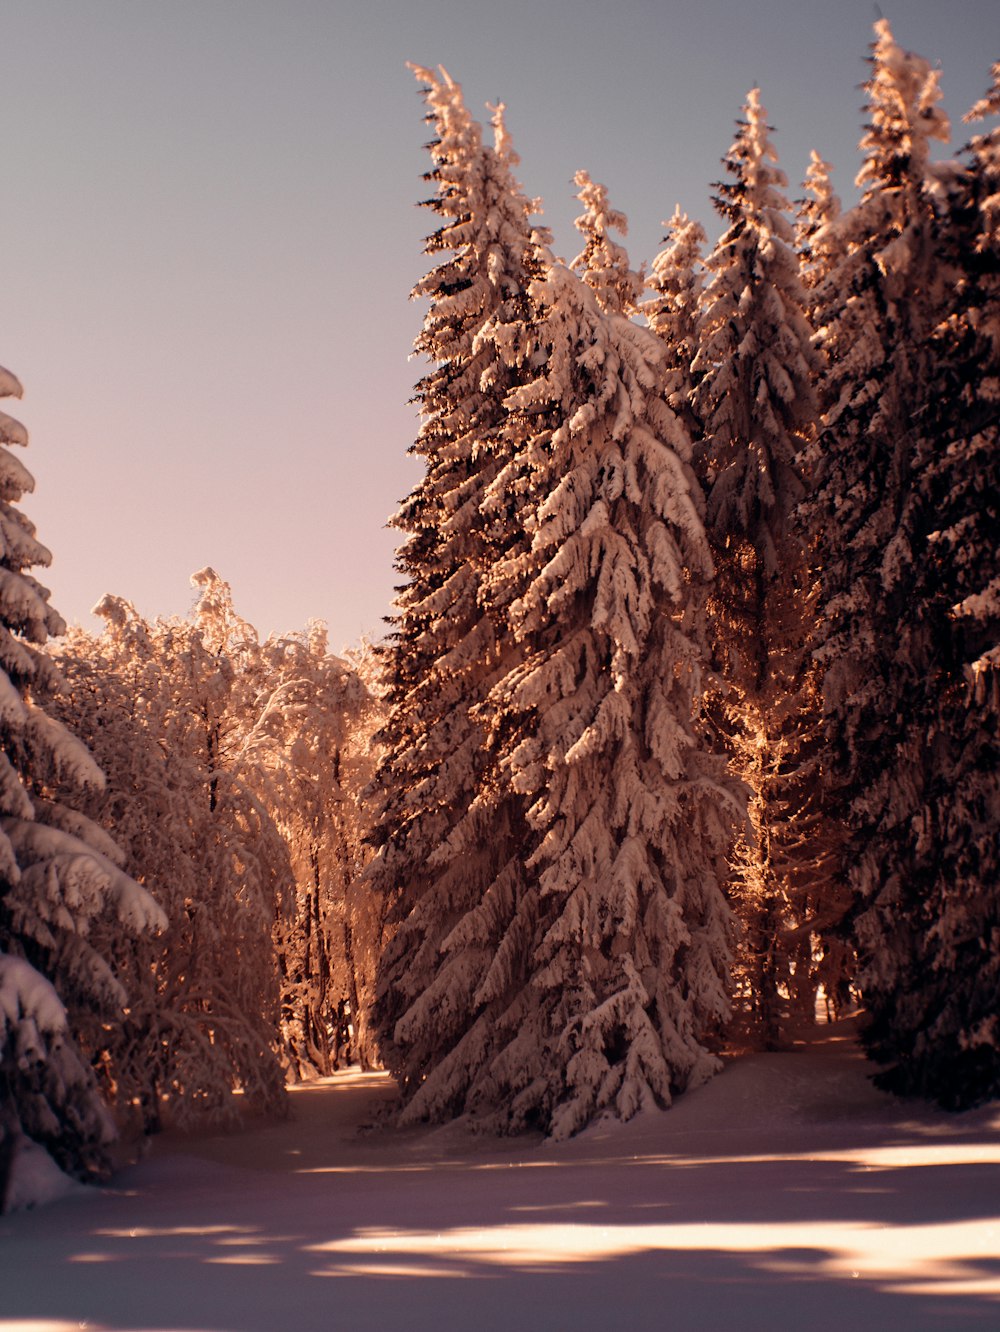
<box><xmin>4</xmin><ymin>0</ymin><xmax>997</xmax><ymax>650</ymax></box>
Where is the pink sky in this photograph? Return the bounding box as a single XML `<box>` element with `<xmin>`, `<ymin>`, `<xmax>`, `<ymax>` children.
<box><xmin>4</xmin><ymin>0</ymin><xmax>997</xmax><ymax>649</ymax></box>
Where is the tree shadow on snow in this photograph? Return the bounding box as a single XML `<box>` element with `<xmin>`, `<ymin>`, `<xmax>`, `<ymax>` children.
<box><xmin>1</xmin><ymin>1046</ymin><xmax>999</xmax><ymax>1331</ymax></box>
<box><xmin>0</xmin><ymin>1135</ymin><xmax>998</xmax><ymax>1329</ymax></box>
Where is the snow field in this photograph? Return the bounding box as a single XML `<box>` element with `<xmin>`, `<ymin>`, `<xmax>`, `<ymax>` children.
<box><xmin>1</xmin><ymin>1023</ymin><xmax>998</xmax><ymax>1331</ymax></box>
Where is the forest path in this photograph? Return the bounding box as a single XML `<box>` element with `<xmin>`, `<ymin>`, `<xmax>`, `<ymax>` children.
<box><xmin>2</xmin><ymin>1019</ymin><xmax>999</xmax><ymax>1331</ymax></box>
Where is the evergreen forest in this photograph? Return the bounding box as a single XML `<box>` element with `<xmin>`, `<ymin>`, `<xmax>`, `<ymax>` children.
<box><xmin>1</xmin><ymin>19</ymin><xmax>998</xmax><ymax>1201</ymax></box>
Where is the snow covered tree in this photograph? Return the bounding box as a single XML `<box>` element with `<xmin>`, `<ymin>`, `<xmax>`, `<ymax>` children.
<box><xmin>368</xmin><ymin>69</ymin><xmax>545</xmax><ymax>1084</ymax></box>
<box><xmin>54</xmin><ymin>574</ymin><xmax>290</xmax><ymax>1132</ymax></box>
<box><xmin>847</xmin><ymin>58</ymin><xmax>1000</xmax><ymax>1105</ymax></box>
<box><xmin>248</xmin><ymin>625</ymin><xmax>380</xmax><ymax>1078</ymax></box>
<box><xmin>384</xmin><ymin>220</ymin><xmax>744</xmax><ymax>1135</ymax></box>
<box><xmin>689</xmin><ymin>89</ymin><xmax>830</xmax><ymax>1044</ymax></box>
<box><xmin>802</xmin><ymin>23</ymin><xmax>1000</xmax><ymax>1105</ymax></box>
<box><xmin>692</xmin><ymin>88</ymin><xmax>819</xmax><ymax>658</ymax></box>
<box><xmin>570</xmin><ymin>170</ymin><xmax>644</xmax><ymax>315</ymax></box>
<box><xmin>0</xmin><ymin>365</ymin><xmax>165</xmax><ymax>1195</ymax></box>
<box><xmin>644</xmin><ymin>205</ymin><xmax>707</xmax><ymax>437</ymax></box>
<box><xmin>488</xmin><ymin>260</ymin><xmax>743</xmax><ymax>1135</ymax></box>
<box><xmin>796</xmin><ymin>151</ymin><xmax>843</xmax><ymax>300</ymax></box>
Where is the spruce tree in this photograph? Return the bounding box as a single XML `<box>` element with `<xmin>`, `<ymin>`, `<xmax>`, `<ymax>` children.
<box><xmin>466</xmin><ymin>255</ymin><xmax>742</xmax><ymax>1137</ymax></box>
<box><xmin>368</xmin><ymin>68</ymin><xmax>545</xmax><ymax>1111</ymax></box>
<box><xmin>644</xmin><ymin>205</ymin><xmax>707</xmax><ymax>438</ymax></box>
<box><xmin>0</xmin><ymin>366</ymin><xmax>164</xmax><ymax>1193</ymax></box>
<box><xmin>847</xmin><ymin>57</ymin><xmax>999</xmax><ymax>1105</ymax></box>
<box><xmin>570</xmin><ymin>170</ymin><xmax>644</xmax><ymax>315</ymax></box>
<box><xmin>796</xmin><ymin>151</ymin><xmax>843</xmax><ymax>303</ymax></box>
<box><xmin>378</xmin><ymin>96</ymin><xmax>743</xmax><ymax>1132</ymax></box>
<box><xmin>802</xmin><ymin>22</ymin><xmax>1000</xmax><ymax>1104</ymax></box>
<box><xmin>689</xmin><ymin>90</ymin><xmax>826</xmax><ymax>1044</ymax></box>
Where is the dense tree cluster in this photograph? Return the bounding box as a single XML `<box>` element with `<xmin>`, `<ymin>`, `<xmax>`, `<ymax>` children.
<box><xmin>801</xmin><ymin>29</ymin><xmax>1000</xmax><ymax>1105</ymax></box>
<box><xmin>3</xmin><ymin>551</ymin><xmax>378</xmax><ymax>1204</ymax></box>
<box><xmin>49</xmin><ymin>573</ymin><xmax>379</xmax><ymax>1135</ymax></box>
<box><xmin>373</xmin><ymin>24</ymin><xmax>999</xmax><ymax>1125</ymax></box>
<box><xmin>1</xmin><ymin>19</ymin><xmax>997</xmax><ymax>1203</ymax></box>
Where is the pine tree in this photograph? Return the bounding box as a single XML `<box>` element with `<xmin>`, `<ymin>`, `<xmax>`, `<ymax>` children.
<box><xmin>801</xmin><ymin>22</ymin><xmax>1000</xmax><ymax>1104</ymax></box>
<box><xmin>689</xmin><ymin>90</ymin><xmax>827</xmax><ymax>1045</ymax></box>
<box><xmin>368</xmin><ymin>68</ymin><xmax>544</xmax><ymax>1103</ymax></box>
<box><xmin>0</xmin><ymin>366</ymin><xmax>164</xmax><ymax>1194</ymax></box>
<box><xmin>464</xmin><ymin>256</ymin><xmax>743</xmax><ymax>1137</ymax></box>
<box><xmin>644</xmin><ymin>205</ymin><xmax>707</xmax><ymax>437</ymax></box>
<box><xmin>846</xmin><ymin>57</ymin><xmax>1000</xmax><ymax>1105</ymax></box>
<box><xmin>796</xmin><ymin>151</ymin><xmax>843</xmax><ymax>298</ymax></box>
<box><xmin>570</xmin><ymin>170</ymin><xmax>644</xmax><ymax>315</ymax></box>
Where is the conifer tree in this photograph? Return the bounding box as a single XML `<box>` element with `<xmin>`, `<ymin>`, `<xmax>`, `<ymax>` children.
<box><xmin>644</xmin><ymin>205</ymin><xmax>707</xmax><ymax>436</ymax></box>
<box><xmin>843</xmin><ymin>56</ymin><xmax>999</xmax><ymax>1105</ymax></box>
<box><xmin>802</xmin><ymin>23</ymin><xmax>1000</xmax><ymax>1103</ymax></box>
<box><xmin>0</xmin><ymin>367</ymin><xmax>164</xmax><ymax>1193</ymax></box>
<box><xmin>570</xmin><ymin>170</ymin><xmax>644</xmax><ymax>315</ymax></box>
<box><xmin>369</xmin><ymin>69</ymin><xmax>545</xmax><ymax>1096</ymax></box>
<box><xmin>689</xmin><ymin>90</ymin><xmax>827</xmax><ymax>1044</ymax></box>
<box><xmin>470</xmin><ymin>256</ymin><xmax>742</xmax><ymax>1137</ymax></box>
<box><xmin>796</xmin><ymin>151</ymin><xmax>842</xmax><ymax>297</ymax></box>
<box><xmin>391</xmin><ymin>229</ymin><xmax>743</xmax><ymax>1134</ymax></box>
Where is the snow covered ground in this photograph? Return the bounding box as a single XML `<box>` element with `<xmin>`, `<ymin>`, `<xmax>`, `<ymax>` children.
<box><xmin>2</xmin><ymin>1019</ymin><xmax>998</xmax><ymax>1331</ymax></box>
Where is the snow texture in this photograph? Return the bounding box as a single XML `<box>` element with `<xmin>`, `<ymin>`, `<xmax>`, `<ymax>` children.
<box><xmin>0</xmin><ymin>1021</ymin><xmax>997</xmax><ymax>1330</ymax></box>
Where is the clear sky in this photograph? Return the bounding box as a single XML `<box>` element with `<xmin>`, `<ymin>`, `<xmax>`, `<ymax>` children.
<box><xmin>4</xmin><ymin>0</ymin><xmax>998</xmax><ymax>650</ymax></box>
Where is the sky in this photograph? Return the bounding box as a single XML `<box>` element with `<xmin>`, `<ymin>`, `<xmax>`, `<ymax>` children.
<box><xmin>3</xmin><ymin>0</ymin><xmax>998</xmax><ymax>651</ymax></box>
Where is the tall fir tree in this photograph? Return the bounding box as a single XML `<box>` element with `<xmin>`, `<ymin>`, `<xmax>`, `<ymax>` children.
<box><xmin>852</xmin><ymin>56</ymin><xmax>1000</xmax><ymax>1105</ymax></box>
<box><xmin>796</xmin><ymin>151</ymin><xmax>843</xmax><ymax>299</ymax></box>
<box><xmin>464</xmin><ymin>253</ymin><xmax>743</xmax><ymax>1137</ymax></box>
<box><xmin>689</xmin><ymin>90</ymin><xmax>828</xmax><ymax>1045</ymax></box>
<box><xmin>644</xmin><ymin>205</ymin><xmax>707</xmax><ymax>438</ymax></box>
<box><xmin>0</xmin><ymin>366</ymin><xmax>164</xmax><ymax>1198</ymax></box>
<box><xmin>376</xmin><ymin>85</ymin><xmax>744</xmax><ymax>1132</ymax></box>
<box><xmin>802</xmin><ymin>22</ymin><xmax>1000</xmax><ymax>1104</ymax></box>
<box><xmin>368</xmin><ymin>68</ymin><xmax>545</xmax><ymax>1105</ymax></box>
<box><xmin>570</xmin><ymin>170</ymin><xmax>644</xmax><ymax>315</ymax></box>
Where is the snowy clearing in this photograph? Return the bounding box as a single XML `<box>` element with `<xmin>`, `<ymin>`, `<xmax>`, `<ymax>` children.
<box><xmin>1</xmin><ymin>1020</ymin><xmax>998</xmax><ymax>1331</ymax></box>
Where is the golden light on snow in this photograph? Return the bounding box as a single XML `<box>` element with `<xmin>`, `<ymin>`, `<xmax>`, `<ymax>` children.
<box><xmin>93</xmin><ymin>1223</ymin><xmax>259</xmax><ymax>1239</ymax></box>
<box><xmin>0</xmin><ymin>1324</ymin><xmax>112</xmax><ymax>1332</ymax></box>
<box><xmin>294</xmin><ymin>1137</ymin><xmax>1000</xmax><ymax>1176</ymax></box>
<box><xmin>203</xmin><ymin>1253</ymin><xmax>282</xmax><ymax>1266</ymax></box>
<box><xmin>294</xmin><ymin>1135</ymin><xmax>1000</xmax><ymax>1298</ymax></box>
<box><xmin>658</xmin><ymin>1141</ymin><xmax>1000</xmax><ymax>1170</ymax></box>
<box><xmin>305</xmin><ymin>1216</ymin><xmax>1000</xmax><ymax>1297</ymax></box>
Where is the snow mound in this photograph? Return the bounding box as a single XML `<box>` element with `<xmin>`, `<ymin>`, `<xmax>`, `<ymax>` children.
<box><xmin>3</xmin><ymin>1136</ymin><xmax>82</xmax><ymax>1213</ymax></box>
